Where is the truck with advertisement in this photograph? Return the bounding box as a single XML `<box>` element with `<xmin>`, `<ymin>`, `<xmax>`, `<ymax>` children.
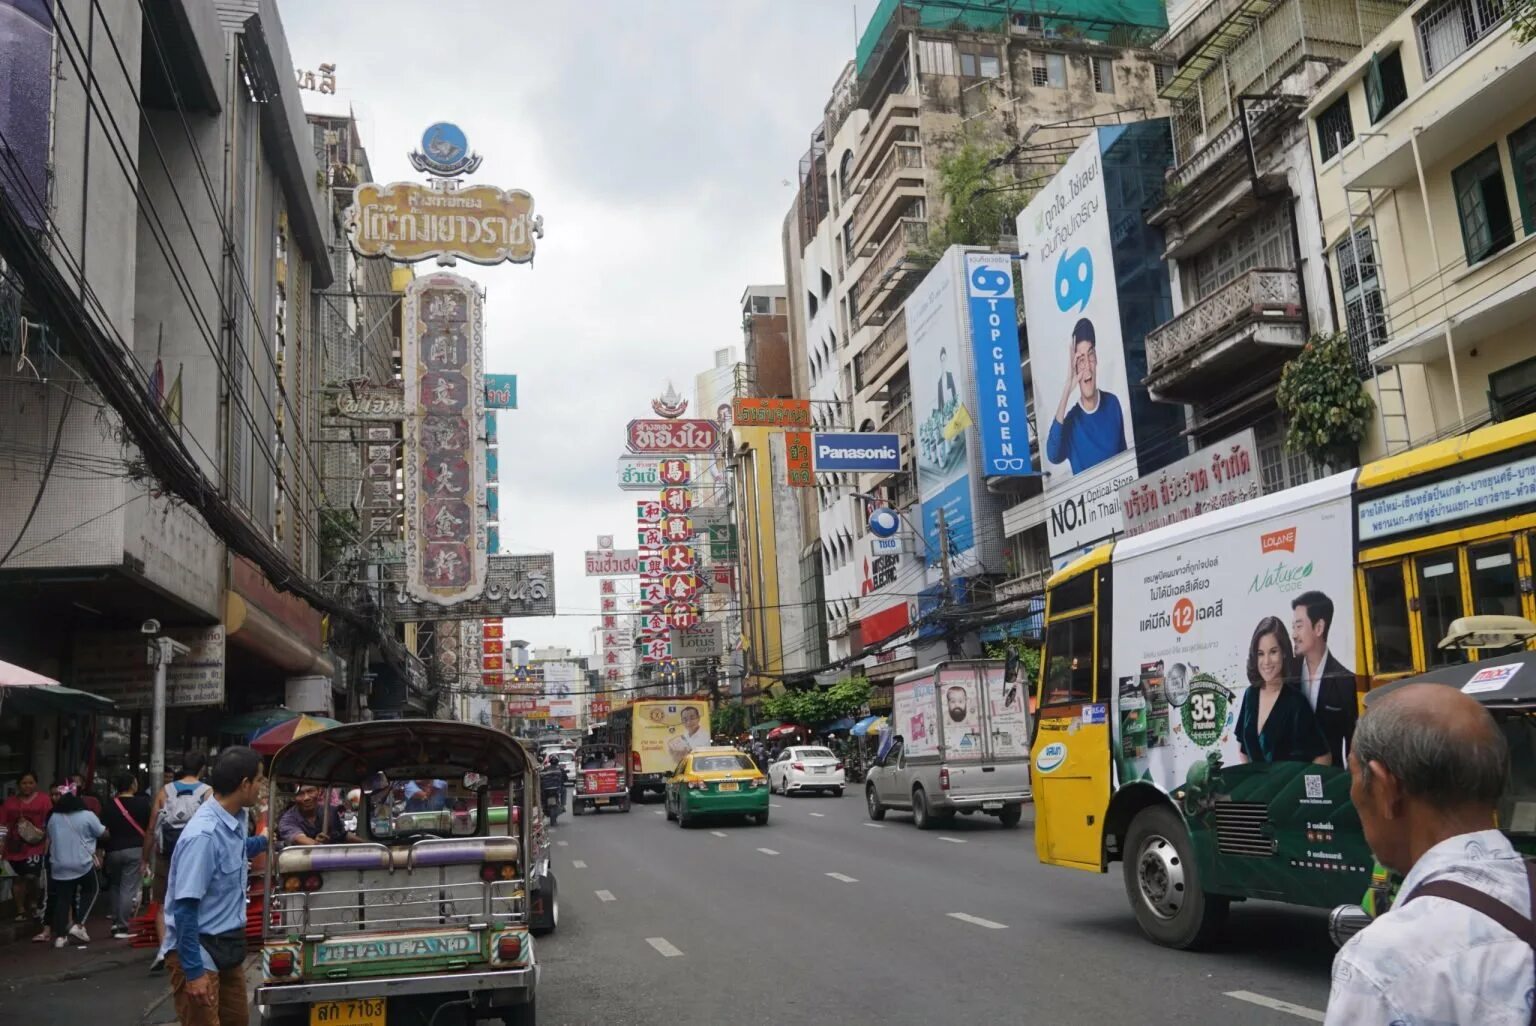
<box><xmin>606</xmin><ymin>699</ymin><xmax>713</xmax><ymax>800</ymax></box>
<box><xmin>865</xmin><ymin>660</ymin><xmax>1032</xmax><ymax>829</ymax></box>
<box><xmin>1029</xmin><ymin>411</ymin><xmax>1536</xmax><ymax>948</ymax></box>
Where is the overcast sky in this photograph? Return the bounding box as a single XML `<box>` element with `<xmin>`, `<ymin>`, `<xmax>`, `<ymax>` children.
<box><xmin>280</xmin><ymin>1</ymin><xmax>858</xmax><ymax>651</ymax></box>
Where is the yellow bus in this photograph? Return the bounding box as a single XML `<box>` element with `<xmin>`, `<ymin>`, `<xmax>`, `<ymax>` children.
<box><xmin>1030</xmin><ymin>412</ymin><xmax>1536</xmax><ymax>948</ymax></box>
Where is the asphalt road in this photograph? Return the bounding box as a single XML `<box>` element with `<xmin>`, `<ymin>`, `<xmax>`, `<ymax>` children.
<box><xmin>533</xmin><ymin>791</ymin><xmax>1337</xmax><ymax>1026</ymax></box>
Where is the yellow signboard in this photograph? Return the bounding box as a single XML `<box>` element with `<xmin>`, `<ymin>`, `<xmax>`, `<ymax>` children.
<box><xmin>348</xmin><ymin>182</ymin><xmax>542</xmax><ymax>265</ymax></box>
<box><xmin>630</xmin><ymin>699</ymin><xmax>712</xmax><ymax>774</ymax></box>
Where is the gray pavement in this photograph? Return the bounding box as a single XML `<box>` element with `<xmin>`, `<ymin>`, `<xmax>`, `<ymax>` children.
<box><xmin>534</xmin><ymin>791</ymin><xmax>1337</xmax><ymax>1025</ymax></box>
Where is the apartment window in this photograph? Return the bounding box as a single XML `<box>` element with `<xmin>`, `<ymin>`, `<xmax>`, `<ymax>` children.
<box><xmin>1489</xmin><ymin>355</ymin><xmax>1536</xmax><ymax>421</ymax></box>
<box><xmin>1185</xmin><ymin>202</ymin><xmax>1291</xmax><ymax>301</ymax></box>
<box><xmin>1032</xmin><ymin>53</ymin><xmax>1066</xmax><ymax>88</ymax></box>
<box><xmin>917</xmin><ymin>39</ymin><xmax>958</xmax><ymax>76</ymax></box>
<box><xmin>961</xmin><ymin>52</ymin><xmax>977</xmax><ymax>77</ymax></box>
<box><xmin>1315</xmin><ymin>95</ymin><xmax>1355</xmax><ymax>163</ymax></box>
<box><xmin>1452</xmin><ymin>144</ymin><xmax>1515</xmax><ymax>264</ymax></box>
<box><xmin>1153</xmin><ymin>63</ymin><xmax>1170</xmax><ymax>90</ymax></box>
<box><xmin>1416</xmin><ymin>0</ymin><xmax>1507</xmax><ymax>79</ymax></box>
<box><xmin>1510</xmin><ymin>117</ymin><xmax>1536</xmax><ymax>234</ymax></box>
<box><xmin>979</xmin><ymin>54</ymin><xmax>1001</xmax><ymax>78</ymax></box>
<box><xmin>1092</xmin><ymin>57</ymin><xmax>1115</xmax><ymax>94</ymax></box>
<box><xmin>1365</xmin><ymin>49</ymin><xmax>1408</xmax><ymax>123</ymax></box>
<box><xmin>1337</xmin><ymin>225</ymin><xmax>1388</xmax><ymax>370</ymax></box>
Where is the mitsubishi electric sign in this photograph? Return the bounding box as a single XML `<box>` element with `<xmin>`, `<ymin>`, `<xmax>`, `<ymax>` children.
<box><xmin>811</xmin><ymin>433</ymin><xmax>902</xmax><ymax>473</ymax></box>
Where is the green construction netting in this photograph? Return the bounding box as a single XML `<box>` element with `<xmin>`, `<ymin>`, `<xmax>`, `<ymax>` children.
<box><xmin>856</xmin><ymin>0</ymin><xmax>1169</xmax><ymax>75</ymax></box>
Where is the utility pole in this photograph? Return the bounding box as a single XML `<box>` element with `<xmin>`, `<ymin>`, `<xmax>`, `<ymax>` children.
<box><xmin>146</xmin><ymin>632</ymin><xmax>190</xmax><ymax>788</ymax></box>
<box><xmin>934</xmin><ymin>507</ymin><xmax>962</xmax><ymax>658</ymax></box>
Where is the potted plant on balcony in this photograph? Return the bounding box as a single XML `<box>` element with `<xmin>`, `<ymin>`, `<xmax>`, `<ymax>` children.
<box><xmin>1276</xmin><ymin>331</ymin><xmax>1374</xmax><ymax>469</ymax></box>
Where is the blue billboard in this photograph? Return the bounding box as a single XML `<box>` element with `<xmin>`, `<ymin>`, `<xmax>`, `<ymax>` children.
<box><xmin>811</xmin><ymin>432</ymin><xmax>902</xmax><ymax>473</ymax></box>
<box><xmin>965</xmin><ymin>254</ymin><xmax>1032</xmax><ymax>477</ymax></box>
<box><xmin>920</xmin><ymin>476</ymin><xmax>973</xmax><ymax>568</ymax></box>
<box><xmin>484</xmin><ymin>373</ymin><xmax>518</xmax><ymax>409</ymax></box>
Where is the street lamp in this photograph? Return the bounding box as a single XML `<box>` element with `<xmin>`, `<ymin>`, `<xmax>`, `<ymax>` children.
<box><xmin>143</xmin><ymin>620</ymin><xmax>190</xmax><ymax>788</ymax></box>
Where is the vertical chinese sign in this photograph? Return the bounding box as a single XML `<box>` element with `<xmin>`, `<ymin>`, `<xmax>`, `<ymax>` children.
<box><xmin>403</xmin><ymin>273</ymin><xmax>487</xmax><ymax>605</ymax></box>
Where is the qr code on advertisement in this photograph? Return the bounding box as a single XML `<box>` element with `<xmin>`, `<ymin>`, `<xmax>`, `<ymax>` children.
<box><xmin>1304</xmin><ymin>774</ymin><xmax>1324</xmax><ymax>800</ymax></box>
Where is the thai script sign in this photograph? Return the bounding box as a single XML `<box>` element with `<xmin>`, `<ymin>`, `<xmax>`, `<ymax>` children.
<box><xmin>402</xmin><ymin>274</ymin><xmax>486</xmax><ymax>606</ymax></box>
<box><xmin>381</xmin><ymin>554</ymin><xmax>554</xmax><ymax>622</ymax></box>
<box><xmin>1118</xmin><ymin>429</ymin><xmax>1261</xmax><ymax>538</ymax></box>
<box><xmin>733</xmin><ymin>397</ymin><xmax>810</xmax><ymax>427</ymax></box>
<box><xmin>484</xmin><ymin>373</ymin><xmax>518</xmax><ymax>409</ymax></box>
<box><xmin>337</xmin><ymin>385</ymin><xmax>406</xmax><ymax>420</ymax></box>
<box><xmin>618</xmin><ymin>457</ymin><xmax>664</xmax><ymax>491</ymax></box>
<box><xmin>74</xmin><ymin>627</ymin><xmax>226</xmax><ymax>708</ymax></box>
<box><xmin>586</xmin><ymin>549</ymin><xmax>639</xmax><ymax>575</ymax></box>
<box><xmin>626</xmin><ymin>419</ymin><xmax>719</xmax><ymax>454</ymax></box>
<box><xmin>1358</xmin><ymin>453</ymin><xmax>1536</xmax><ymax>542</ymax></box>
<box><xmin>348</xmin><ymin>182</ymin><xmax>541</xmax><ymax>265</ymax></box>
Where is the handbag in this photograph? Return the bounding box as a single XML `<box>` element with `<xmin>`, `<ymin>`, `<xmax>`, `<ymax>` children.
<box><xmin>199</xmin><ymin>928</ymin><xmax>248</xmax><ymax>971</ymax></box>
<box><xmin>14</xmin><ymin>816</ymin><xmax>44</xmax><ymax>845</ymax></box>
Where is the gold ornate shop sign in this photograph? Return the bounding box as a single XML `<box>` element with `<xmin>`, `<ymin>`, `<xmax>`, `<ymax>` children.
<box><xmin>347</xmin><ymin>182</ymin><xmax>543</xmax><ymax>265</ymax></box>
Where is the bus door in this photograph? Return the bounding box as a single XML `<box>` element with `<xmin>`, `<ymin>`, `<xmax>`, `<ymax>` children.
<box><xmin>1032</xmin><ymin>570</ymin><xmax>1112</xmax><ymax>871</ymax></box>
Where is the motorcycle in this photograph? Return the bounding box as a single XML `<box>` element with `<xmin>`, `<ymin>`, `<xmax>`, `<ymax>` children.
<box><xmin>540</xmin><ymin>760</ymin><xmax>566</xmax><ymax>826</ymax></box>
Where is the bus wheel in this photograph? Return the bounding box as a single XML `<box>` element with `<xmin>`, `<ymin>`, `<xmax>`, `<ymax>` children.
<box><xmin>1122</xmin><ymin>805</ymin><xmax>1227</xmax><ymax>950</ymax></box>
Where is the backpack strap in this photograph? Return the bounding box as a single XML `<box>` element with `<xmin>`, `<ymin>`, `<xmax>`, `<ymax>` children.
<box><xmin>1404</xmin><ymin>861</ymin><xmax>1536</xmax><ymax>1026</ymax></box>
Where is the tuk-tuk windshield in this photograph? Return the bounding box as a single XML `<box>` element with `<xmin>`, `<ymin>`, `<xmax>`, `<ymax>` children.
<box><xmin>363</xmin><ymin>779</ymin><xmax>483</xmax><ymax>840</ymax></box>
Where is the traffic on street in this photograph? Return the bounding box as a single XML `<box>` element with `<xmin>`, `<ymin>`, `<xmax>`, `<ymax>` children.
<box><xmin>4</xmin><ymin>0</ymin><xmax>1536</xmax><ymax>1024</ymax></box>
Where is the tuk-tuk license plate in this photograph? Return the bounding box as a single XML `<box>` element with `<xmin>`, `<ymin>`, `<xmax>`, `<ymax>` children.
<box><xmin>595</xmin><ymin>797</ymin><xmax>609</xmax><ymax>804</ymax></box>
<box><xmin>310</xmin><ymin>999</ymin><xmax>385</xmax><ymax>1026</ymax></box>
<box><xmin>983</xmin><ymin>802</ymin><xmax>1003</xmax><ymax>811</ymax></box>
<box><xmin>718</xmin><ymin>783</ymin><xmax>740</xmax><ymax>792</ymax></box>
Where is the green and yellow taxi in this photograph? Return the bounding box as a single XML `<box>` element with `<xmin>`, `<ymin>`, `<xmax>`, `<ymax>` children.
<box><xmin>663</xmin><ymin>748</ymin><xmax>770</xmax><ymax>827</ymax></box>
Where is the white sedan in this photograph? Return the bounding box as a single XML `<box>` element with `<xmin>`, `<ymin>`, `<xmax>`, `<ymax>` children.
<box><xmin>769</xmin><ymin>746</ymin><xmax>845</xmax><ymax>796</ymax></box>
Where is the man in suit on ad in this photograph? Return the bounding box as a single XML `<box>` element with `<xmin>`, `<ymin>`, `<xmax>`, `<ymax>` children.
<box><xmin>1291</xmin><ymin>590</ymin><xmax>1358</xmax><ymax>765</ymax></box>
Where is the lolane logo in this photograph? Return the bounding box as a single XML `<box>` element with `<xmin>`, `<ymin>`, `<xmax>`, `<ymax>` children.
<box><xmin>1261</xmin><ymin>526</ymin><xmax>1297</xmax><ymax>553</ymax></box>
<box><xmin>1054</xmin><ymin>246</ymin><xmax>1093</xmax><ymax>312</ymax></box>
<box><xmin>1035</xmin><ymin>741</ymin><xmax>1068</xmax><ymax>774</ymax></box>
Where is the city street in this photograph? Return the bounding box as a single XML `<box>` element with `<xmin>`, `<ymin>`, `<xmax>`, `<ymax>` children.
<box><xmin>533</xmin><ymin>794</ymin><xmax>1335</xmax><ymax>1025</ymax></box>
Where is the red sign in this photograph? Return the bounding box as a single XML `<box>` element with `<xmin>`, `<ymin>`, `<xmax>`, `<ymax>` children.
<box><xmin>858</xmin><ymin>602</ymin><xmax>911</xmax><ymax>646</ymax></box>
<box><xmin>663</xmin><ymin>572</ymin><xmax>700</xmax><ymax>602</ymax></box>
<box><xmin>589</xmin><ymin>701</ymin><xmax>611</xmax><ymax>721</ymax></box>
<box><xmin>581</xmin><ymin>768</ymin><xmax>620</xmax><ymax>794</ymax></box>
<box><xmin>661</xmin><ymin>515</ymin><xmax>693</xmax><ymax>542</ymax></box>
<box><xmin>659</xmin><ymin>459</ymin><xmax>691</xmax><ymax>485</ymax></box>
<box><xmin>483</xmin><ymin>654</ymin><xmax>504</xmax><ymax>671</ymax></box>
<box><xmin>482</xmin><ymin>622</ymin><xmax>503</xmax><ymax>639</ymax></box>
<box><xmin>667</xmin><ymin>607</ymin><xmax>701</xmax><ymax>630</ymax></box>
<box><xmin>663</xmin><ymin>545</ymin><xmax>695</xmax><ymax>571</ymax></box>
<box><xmin>626</xmin><ymin>419</ymin><xmax>719</xmax><ymax>454</ymax></box>
<box><xmin>483</xmin><ymin>672</ymin><xmax>504</xmax><ymax>688</ymax></box>
<box><xmin>507</xmin><ymin>697</ymin><xmax>536</xmax><ymax>714</ymax></box>
<box><xmin>1261</xmin><ymin>526</ymin><xmax>1297</xmax><ymax>553</ymax></box>
<box><xmin>660</xmin><ymin>488</ymin><xmax>692</xmax><ymax>513</ymax></box>
<box><xmin>785</xmin><ymin>430</ymin><xmax>815</xmax><ymax>487</ymax></box>
<box><xmin>482</xmin><ymin>639</ymin><xmax>504</xmax><ymax>655</ymax></box>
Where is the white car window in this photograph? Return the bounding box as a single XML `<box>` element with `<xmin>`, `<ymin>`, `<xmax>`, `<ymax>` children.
<box><xmin>798</xmin><ymin>748</ymin><xmax>836</xmax><ymax>760</ymax></box>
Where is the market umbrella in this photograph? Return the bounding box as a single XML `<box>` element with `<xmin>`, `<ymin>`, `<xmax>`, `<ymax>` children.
<box><xmin>749</xmin><ymin>720</ymin><xmax>782</xmax><ymax>736</ymax></box>
<box><xmin>850</xmin><ymin>715</ymin><xmax>886</xmax><ymax>736</ymax></box>
<box><xmin>824</xmin><ymin>716</ymin><xmax>856</xmax><ymax>733</ymax></box>
<box><xmin>219</xmin><ymin>707</ymin><xmax>305</xmax><ymax>739</ymax></box>
<box><xmin>0</xmin><ymin>659</ymin><xmax>114</xmax><ymax>714</ymax></box>
<box><xmin>249</xmin><ymin>714</ymin><xmax>341</xmax><ymax>754</ymax></box>
<box><xmin>766</xmin><ymin>723</ymin><xmax>804</xmax><ymax>740</ymax></box>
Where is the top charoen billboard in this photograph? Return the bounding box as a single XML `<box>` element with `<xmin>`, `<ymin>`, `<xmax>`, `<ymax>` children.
<box><xmin>1019</xmin><ymin>131</ymin><xmax>1138</xmax><ymax>557</ymax></box>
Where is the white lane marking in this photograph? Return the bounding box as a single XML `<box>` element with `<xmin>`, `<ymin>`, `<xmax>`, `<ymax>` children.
<box><xmin>947</xmin><ymin>912</ymin><xmax>1007</xmax><ymax>930</ymax></box>
<box><xmin>939</xmin><ymin>836</ymin><xmax>966</xmax><ymax>844</ymax></box>
<box><xmin>770</xmin><ymin>803</ymin><xmax>783</xmax><ymax>808</ymax></box>
<box><xmin>1224</xmin><ymin>992</ymin><xmax>1325</xmax><ymax>1022</ymax></box>
<box><xmin>709</xmin><ymin>830</ymin><xmax>728</xmax><ymax>838</ymax></box>
<box><xmin>571</xmin><ymin>860</ymin><xmax>587</xmax><ymax>869</ymax></box>
<box><xmin>556</xmin><ymin>840</ymin><xmax>569</xmax><ymax>847</ymax></box>
<box><xmin>594</xmin><ymin>890</ymin><xmax>616</xmax><ymax>903</ymax></box>
<box><xmin>654</xmin><ymin>810</ymin><xmax>665</xmax><ymax>816</ymax></box>
<box><xmin>809</xmin><ymin>812</ymin><xmax>826</xmax><ymax>818</ymax></box>
<box><xmin>826</xmin><ymin>872</ymin><xmax>859</xmax><ymax>883</ymax></box>
<box><xmin>646</xmin><ymin>936</ymin><xmax>684</xmax><ymax>958</ymax></box>
<box><xmin>863</xmin><ymin>823</ymin><xmax>886</xmax><ymax>829</ymax></box>
<box><xmin>756</xmin><ymin>847</ymin><xmax>779</xmax><ymax>856</ymax></box>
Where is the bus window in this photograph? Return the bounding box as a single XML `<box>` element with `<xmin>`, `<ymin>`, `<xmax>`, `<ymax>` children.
<box><xmin>1048</xmin><ymin>573</ymin><xmax>1093</xmax><ymax>616</ymax></box>
<box><xmin>1041</xmin><ymin>615</ymin><xmax>1094</xmax><ymax>707</ymax></box>
<box><xmin>1469</xmin><ymin>541</ymin><xmax>1521</xmax><ymax>618</ymax></box>
<box><xmin>1416</xmin><ymin>551</ymin><xmax>1465</xmax><ymax>666</ymax></box>
<box><xmin>1364</xmin><ymin>563</ymin><xmax>1413</xmax><ymax>674</ymax></box>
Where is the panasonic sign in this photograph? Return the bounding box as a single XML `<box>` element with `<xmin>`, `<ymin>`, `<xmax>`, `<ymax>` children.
<box><xmin>810</xmin><ymin>432</ymin><xmax>903</xmax><ymax>472</ymax></box>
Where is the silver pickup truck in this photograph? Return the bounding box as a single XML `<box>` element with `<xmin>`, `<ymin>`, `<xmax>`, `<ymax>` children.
<box><xmin>865</xmin><ymin>660</ymin><xmax>1032</xmax><ymax>829</ymax></box>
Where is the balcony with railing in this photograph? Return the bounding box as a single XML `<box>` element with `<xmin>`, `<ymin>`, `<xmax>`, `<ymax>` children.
<box><xmin>853</xmin><ymin>307</ymin><xmax>908</xmax><ymax>394</ymax></box>
<box><xmin>855</xmin><ymin>142</ymin><xmax>926</xmax><ymax>251</ymax></box>
<box><xmin>855</xmin><ymin>218</ymin><xmax>929</xmax><ymax>320</ymax></box>
<box><xmin>1145</xmin><ymin>268</ymin><xmax>1306</xmax><ymax>403</ymax></box>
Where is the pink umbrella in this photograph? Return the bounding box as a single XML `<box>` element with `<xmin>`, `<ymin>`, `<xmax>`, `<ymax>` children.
<box><xmin>0</xmin><ymin>659</ymin><xmax>60</xmax><ymax>687</ymax></box>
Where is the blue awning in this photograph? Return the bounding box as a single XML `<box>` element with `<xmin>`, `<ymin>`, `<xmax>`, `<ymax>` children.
<box><xmin>824</xmin><ymin>716</ymin><xmax>856</xmax><ymax>733</ymax></box>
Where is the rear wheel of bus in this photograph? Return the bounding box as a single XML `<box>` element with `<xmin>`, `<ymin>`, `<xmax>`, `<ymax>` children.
<box><xmin>1122</xmin><ymin>805</ymin><xmax>1227</xmax><ymax>949</ymax></box>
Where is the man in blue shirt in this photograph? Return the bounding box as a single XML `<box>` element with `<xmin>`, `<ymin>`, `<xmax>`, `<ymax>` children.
<box><xmin>161</xmin><ymin>746</ymin><xmax>268</xmax><ymax>1026</ymax></box>
<box><xmin>1047</xmin><ymin>318</ymin><xmax>1128</xmax><ymax>475</ymax></box>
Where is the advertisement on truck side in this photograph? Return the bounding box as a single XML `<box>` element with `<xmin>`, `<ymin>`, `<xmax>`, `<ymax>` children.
<box><xmin>893</xmin><ymin>679</ymin><xmax>939</xmax><ymax>758</ymax></box>
<box><xmin>1109</xmin><ymin>482</ymin><xmax>1357</xmax><ymax>792</ymax></box>
<box><xmin>629</xmin><ymin>700</ymin><xmax>713</xmax><ymax>774</ymax></box>
<box><xmin>938</xmin><ymin>667</ymin><xmax>984</xmax><ymax>762</ymax></box>
<box><xmin>983</xmin><ymin>663</ymin><xmax>1031</xmax><ymax>759</ymax></box>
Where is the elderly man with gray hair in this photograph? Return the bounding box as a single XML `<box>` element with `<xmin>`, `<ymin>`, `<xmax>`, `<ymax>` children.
<box><xmin>1325</xmin><ymin>683</ymin><xmax>1530</xmax><ymax>1025</ymax></box>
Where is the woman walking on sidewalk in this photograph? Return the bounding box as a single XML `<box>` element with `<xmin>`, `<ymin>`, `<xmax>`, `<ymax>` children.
<box><xmin>100</xmin><ymin>771</ymin><xmax>150</xmax><ymax>938</ymax></box>
<box><xmin>2</xmin><ymin>770</ymin><xmax>52</xmax><ymax>930</ymax></box>
<box><xmin>44</xmin><ymin>785</ymin><xmax>106</xmax><ymax>948</ymax></box>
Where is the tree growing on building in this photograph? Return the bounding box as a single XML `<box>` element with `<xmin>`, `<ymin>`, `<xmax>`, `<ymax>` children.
<box><xmin>1276</xmin><ymin>332</ymin><xmax>1375</xmax><ymax>469</ymax></box>
<box><xmin>914</xmin><ymin>139</ymin><xmax>1030</xmax><ymax>263</ymax></box>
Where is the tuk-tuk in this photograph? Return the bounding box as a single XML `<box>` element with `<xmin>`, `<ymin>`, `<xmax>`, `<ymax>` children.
<box><xmin>1330</xmin><ymin>615</ymin><xmax>1536</xmax><ymax>947</ymax></box>
<box><xmin>254</xmin><ymin>720</ymin><xmax>549</xmax><ymax>1026</ymax></box>
<box><xmin>571</xmin><ymin>743</ymin><xmax>629</xmax><ymax>815</ymax></box>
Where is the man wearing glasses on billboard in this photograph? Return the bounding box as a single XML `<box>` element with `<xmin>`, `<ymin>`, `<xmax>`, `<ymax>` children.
<box><xmin>1047</xmin><ymin>317</ymin><xmax>1127</xmax><ymax>474</ymax></box>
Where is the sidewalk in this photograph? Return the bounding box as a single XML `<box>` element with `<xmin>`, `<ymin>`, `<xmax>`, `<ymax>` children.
<box><xmin>0</xmin><ymin>910</ymin><xmax>153</xmax><ymax>988</ymax></box>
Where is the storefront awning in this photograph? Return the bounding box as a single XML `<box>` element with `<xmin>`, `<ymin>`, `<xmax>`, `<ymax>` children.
<box><xmin>0</xmin><ymin>660</ymin><xmax>115</xmax><ymax>714</ymax></box>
